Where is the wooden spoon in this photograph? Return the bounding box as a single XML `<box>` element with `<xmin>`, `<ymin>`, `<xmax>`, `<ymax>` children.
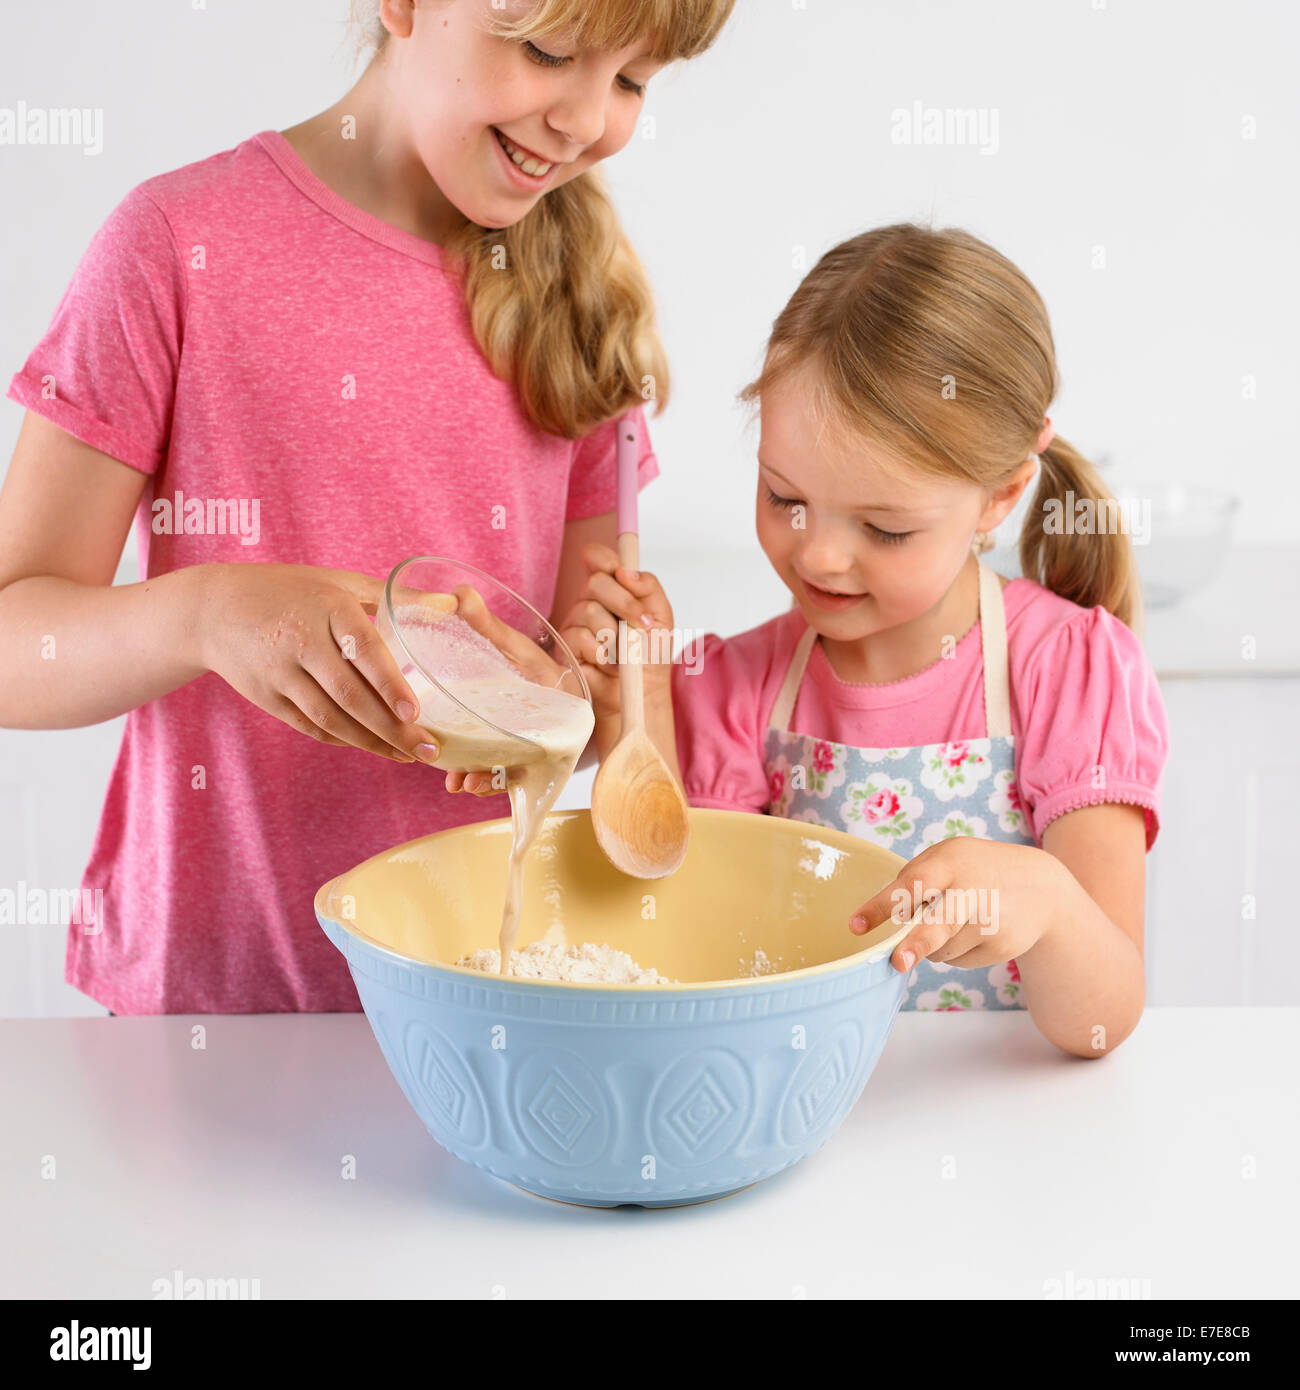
<box><xmin>589</xmin><ymin>415</ymin><xmax>690</xmax><ymax>878</ymax></box>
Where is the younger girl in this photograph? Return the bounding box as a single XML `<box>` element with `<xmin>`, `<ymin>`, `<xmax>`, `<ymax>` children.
<box><xmin>563</xmin><ymin>224</ymin><xmax>1170</xmax><ymax>1058</ymax></box>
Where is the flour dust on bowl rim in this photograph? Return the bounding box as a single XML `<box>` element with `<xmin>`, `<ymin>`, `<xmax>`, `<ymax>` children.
<box><xmin>315</xmin><ymin>808</ymin><xmax>912</xmax><ymax>1208</ymax></box>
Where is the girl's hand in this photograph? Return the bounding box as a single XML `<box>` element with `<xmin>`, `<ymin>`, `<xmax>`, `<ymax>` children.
<box><xmin>419</xmin><ymin>581</ymin><xmax>573</xmax><ymax>797</ymax></box>
<box><xmin>443</xmin><ymin>767</ymin><xmax>506</xmax><ymax>796</ymax></box>
<box><xmin>558</xmin><ymin>542</ymin><xmax>675</xmax><ymax>719</ymax></box>
<box><xmin>847</xmin><ymin>837</ymin><xmax>1072</xmax><ymax>974</ymax></box>
<box><xmin>196</xmin><ymin>562</ymin><xmax>445</xmax><ymax>767</ymax></box>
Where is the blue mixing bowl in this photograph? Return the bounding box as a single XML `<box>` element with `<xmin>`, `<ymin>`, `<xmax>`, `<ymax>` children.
<box><xmin>316</xmin><ymin>808</ymin><xmax>911</xmax><ymax>1207</ymax></box>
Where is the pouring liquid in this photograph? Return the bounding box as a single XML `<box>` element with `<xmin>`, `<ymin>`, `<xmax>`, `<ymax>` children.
<box><xmin>419</xmin><ymin>675</ymin><xmax>595</xmax><ymax>975</ymax></box>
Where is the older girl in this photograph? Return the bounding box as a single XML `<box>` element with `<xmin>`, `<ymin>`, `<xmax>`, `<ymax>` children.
<box><xmin>0</xmin><ymin>0</ymin><xmax>736</xmax><ymax>1013</ymax></box>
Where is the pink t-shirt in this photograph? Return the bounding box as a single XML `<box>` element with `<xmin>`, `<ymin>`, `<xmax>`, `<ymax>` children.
<box><xmin>7</xmin><ymin>130</ymin><xmax>659</xmax><ymax>1015</ymax></box>
<box><xmin>671</xmin><ymin>579</ymin><xmax>1169</xmax><ymax>851</ymax></box>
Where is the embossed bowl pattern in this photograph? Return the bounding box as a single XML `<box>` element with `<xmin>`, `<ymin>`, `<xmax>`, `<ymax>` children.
<box><xmin>316</xmin><ymin>809</ymin><xmax>911</xmax><ymax>1207</ymax></box>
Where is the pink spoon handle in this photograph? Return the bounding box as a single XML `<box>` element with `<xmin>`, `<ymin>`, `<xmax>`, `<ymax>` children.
<box><xmin>614</xmin><ymin>411</ymin><xmax>643</xmax><ymax>721</ymax></box>
<box><xmin>616</xmin><ymin>412</ymin><xmax>640</xmax><ymax>540</ymax></box>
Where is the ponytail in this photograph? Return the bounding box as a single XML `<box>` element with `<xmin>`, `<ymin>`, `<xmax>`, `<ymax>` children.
<box><xmin>1018</xmin><ymin>435</ymin><xmax>1145</xmax><ymax>637</ymax></box>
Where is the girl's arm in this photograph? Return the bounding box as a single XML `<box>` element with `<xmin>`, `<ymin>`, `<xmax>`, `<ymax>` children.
<box><xmin>0</xmin><ymin>413</ymin><xmax>436</xmax><ymax>764</ymax></box>
<box><xmin>852</xmin><ymin>799</ymin><xmax>1149</xmax><ymax>1058</ymax></box>
<box><xmin>0</xmin><ymin>413</ymin><xmax>206</xmax><ymax>726</ymax></box>
<box><xmin>1019</xmin><ymin>802</ymin><xmax>1148</xmax><ymax>1055</ymax></box>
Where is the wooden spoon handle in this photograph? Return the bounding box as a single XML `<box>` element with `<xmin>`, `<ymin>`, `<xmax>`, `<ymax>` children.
<box><xmin>617</xmin><ymin>532</ymin><xmax>644</xmax><ymax>735</ymax></box>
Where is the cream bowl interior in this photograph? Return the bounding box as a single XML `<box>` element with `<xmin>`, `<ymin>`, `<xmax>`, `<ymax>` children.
<box><xmin>316</xmin><ymin>808</ymin><xmax>911</xmax><ymax>987</ymax></box>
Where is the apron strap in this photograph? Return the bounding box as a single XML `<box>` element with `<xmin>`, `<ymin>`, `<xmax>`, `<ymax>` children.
<box><xmin>766</xmin><ymin>558</ymin><xmax>1012</xmax><ymax>738</ymax></box>
<box><xmin>767</xmin><ymin>622</ymin><xmax>817</xmax><ymax>733</ymax></box>
<box><xmin>978</xmin><ymin>558</ymin><xmax>1012</xmax><ymax>739</ymax></box>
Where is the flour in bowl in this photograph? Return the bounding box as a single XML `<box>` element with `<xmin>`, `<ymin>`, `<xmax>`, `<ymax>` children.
<box><xmin>744</xmin><ymin>947</ymin><xmax>779</xmax><ymax>977</ymax></box>
<box><xmin>457</xmin><ymin>941</ymin><xmax>675</xmax><ymax>984</ymax></box>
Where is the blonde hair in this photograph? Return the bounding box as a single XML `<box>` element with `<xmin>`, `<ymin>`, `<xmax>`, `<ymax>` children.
<box><xmin>349</xmin><ymin>0</ymin><xmax>736</xmax><ymax>439</ymax></box>
<box><xmin>738</xmin><ymin>224</ymin><xmax>1144</xmax><ymax>633</ymax></box>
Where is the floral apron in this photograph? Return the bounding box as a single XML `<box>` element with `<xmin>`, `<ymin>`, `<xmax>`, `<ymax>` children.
<box><xmin>763</xmin><ymin>559</ymin><xmax>1034</xmax><ymax>1011</ymax></box>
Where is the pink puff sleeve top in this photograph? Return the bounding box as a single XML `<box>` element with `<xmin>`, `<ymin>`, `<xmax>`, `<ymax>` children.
<box><xmin>672</xmin><ymin>578</ymin><xmax>1170</xmax><ymax>850</ymax></box>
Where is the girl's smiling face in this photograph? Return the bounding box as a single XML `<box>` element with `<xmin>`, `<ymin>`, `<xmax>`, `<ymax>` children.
<box><xmin>380</xmin><ymin>0</ymin><xmax>663</xmax><ymax>230</ymax></box>
<box><xmin>754</xmin><ymin>368</ymin><xmax>1030</xmax><ymax>642</ymax></box>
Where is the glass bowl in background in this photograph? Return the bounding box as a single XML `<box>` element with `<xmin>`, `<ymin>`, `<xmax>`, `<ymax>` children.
<box><xmin>986</xmin><ymin>482</ymin><xmax>1240</xmax><ymax>609</ymax></box>
<box><xmin>1127</xmin><ymin>484</ymin><xmax>1240</xmax><ymax>607</ymax></box>
<box><xmin>378</xmin><ymin>556</ymin><xmax>592</xmax><ymax>772</ymax></box>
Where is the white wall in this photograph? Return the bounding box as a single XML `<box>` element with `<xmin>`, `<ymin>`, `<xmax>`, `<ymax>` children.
<box><xmin>2</xmin><ymin>1</ymin><xmax>1295</xmax><ymax>1014</ymax></box>
<box><xmin>3</xmin><ymin>1</ymin><xmax>1296</xmax><ymax>544</ymax></box>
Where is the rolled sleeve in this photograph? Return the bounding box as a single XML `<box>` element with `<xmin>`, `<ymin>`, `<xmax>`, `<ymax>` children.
<box><xmin>6</xmin><ymin>184</ymin><xmax>185</xmax><ymax>474</ymax></box>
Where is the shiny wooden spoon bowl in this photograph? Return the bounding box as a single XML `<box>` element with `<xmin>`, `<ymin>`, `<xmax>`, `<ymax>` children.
<box><xmin>589</xmin><ymin>415</ymin><xmax>690</xmax><ymax>878</ymax></box>
<box><xmin>590</xmin><ymin>618</ymin><xmax>690</xmax><ymax>878</ymax></box>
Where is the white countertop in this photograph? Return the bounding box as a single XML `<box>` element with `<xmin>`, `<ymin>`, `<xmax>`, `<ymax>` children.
<box><xmin>3</xmin><ymin>1008</ymin><xmax>1292</xmax><ymax>1299</ymax></box>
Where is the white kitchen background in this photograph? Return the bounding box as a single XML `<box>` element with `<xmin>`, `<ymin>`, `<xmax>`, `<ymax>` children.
<box><xmin>2</xmin><ymin>1</ymin><xmax>1295</xmax><ymax>1015</ymax></box>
